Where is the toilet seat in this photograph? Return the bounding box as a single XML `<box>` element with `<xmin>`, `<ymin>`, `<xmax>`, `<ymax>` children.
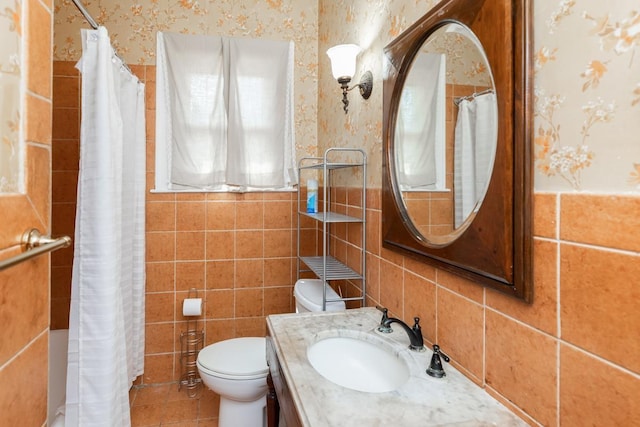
<box><xmin>197</xmin><ymin>337</ymin><xmax>268</xmax><ymax>380</ymax></box>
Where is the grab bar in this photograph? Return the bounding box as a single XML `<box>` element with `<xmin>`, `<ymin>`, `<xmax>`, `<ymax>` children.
<box><xmin>0</xmin><ymin>229</ymin><xmax>72</xmax><ymax>272</ymax></box>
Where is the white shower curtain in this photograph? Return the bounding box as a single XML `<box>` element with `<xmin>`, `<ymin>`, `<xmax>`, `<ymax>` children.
<box><xmin>454</xmin><ymin>92</ymin><xmax>497</xmax><ymax>228</ymax></box>
<box><xmin>66</xmin><ymin>27</ymin><xmax>146</xmax><ymax>427</ymax></box>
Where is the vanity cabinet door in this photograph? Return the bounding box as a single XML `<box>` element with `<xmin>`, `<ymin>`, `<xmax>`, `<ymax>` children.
<box><xmin>266</xmin><ymin>335</ymin><xmax>303</xmax><ymax>427</ymax></box>
<box><xmin>266</xmin><ymin>373</ymin><xmax>279</xmax><ymax>427</ymax></box>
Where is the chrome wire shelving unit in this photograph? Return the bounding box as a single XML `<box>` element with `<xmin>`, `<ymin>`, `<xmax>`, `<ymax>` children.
<box><xmin>296</xmin><ymin>148</ymin><xmax>367</xmax><ymax>310</ymax></box>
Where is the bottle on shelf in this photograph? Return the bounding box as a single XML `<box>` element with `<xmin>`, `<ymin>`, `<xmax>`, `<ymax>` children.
<box><xmin>306</xmin><ymin>179</ymin><xmax>318</xmax><ymax>213</ymax></box>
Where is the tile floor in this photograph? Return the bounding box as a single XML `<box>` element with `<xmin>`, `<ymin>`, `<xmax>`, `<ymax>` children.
<box><xmin>129</xmin><ymin>383</ymin><xmax>220</xmax><ymax>426</ymax></box>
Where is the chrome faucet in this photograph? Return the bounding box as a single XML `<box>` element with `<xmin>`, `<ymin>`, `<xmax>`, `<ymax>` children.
<box><xmin>376</xmin><ymin>306</ymin><xmax>425</xmax><ymax>352</ymax></box>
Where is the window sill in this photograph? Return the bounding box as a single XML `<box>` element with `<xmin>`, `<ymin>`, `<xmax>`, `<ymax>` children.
<box><xmin>150</xmin><ymin>187</ymin><xmax>297</xmax><ymax>194</ymax></box>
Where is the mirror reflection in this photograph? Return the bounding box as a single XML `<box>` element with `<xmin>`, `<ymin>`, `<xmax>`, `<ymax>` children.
<box><xmin>393</xmin><ymin>23</ymin><xmax>497</xmax><ymax>245</ymax></box>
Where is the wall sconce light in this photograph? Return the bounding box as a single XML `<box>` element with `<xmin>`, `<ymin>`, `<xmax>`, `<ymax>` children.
<box><xmin>326</xmin><ymin>44</ymin><xmax>373</xmax><ymax>114</ymax></box>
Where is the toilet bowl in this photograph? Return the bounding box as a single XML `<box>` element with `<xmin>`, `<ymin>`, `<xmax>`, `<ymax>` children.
<box><xmin>197</xmin><ymin>337</ymin><xmax>268</xmax><ymax>427</ymax></box>
<box><xmin>294</xmin><ymin>278</ymin><xmax>346</xmax><ymax>312</ymax></box>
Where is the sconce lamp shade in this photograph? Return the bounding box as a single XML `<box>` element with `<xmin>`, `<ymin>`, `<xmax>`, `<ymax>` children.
<box><xmin>326</xmin><ymin>44</ymin><xmax>361</xmax><ymax>80</ymax></box>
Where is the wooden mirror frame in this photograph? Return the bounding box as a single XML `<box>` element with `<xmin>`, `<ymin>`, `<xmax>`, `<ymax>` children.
<box><xmin>382</xmin><ymin>0</ymin><xmax>533</xmax><ymax>301</ymax></box>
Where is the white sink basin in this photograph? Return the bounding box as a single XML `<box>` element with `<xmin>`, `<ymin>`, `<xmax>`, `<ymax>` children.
<box><xmin>307</xmin><ymin>335</ymin><xmax>410</xmax><ymax>393</ymax></box>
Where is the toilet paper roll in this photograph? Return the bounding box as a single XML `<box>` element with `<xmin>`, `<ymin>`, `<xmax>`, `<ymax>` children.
<box><xmin>182</xmin><ymin>298</ymin><xmax>202</xmax><ymax>316</ymax></box>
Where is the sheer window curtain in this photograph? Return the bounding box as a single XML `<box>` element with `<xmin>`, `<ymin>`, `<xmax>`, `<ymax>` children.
<box><xmin>155</xmin><ymin>32</ymin><xmax>296</xmax><ymax>192</ymax></box>
<box><xmin>395</xmin><ymin>53</ymin><xmax>446</xmax><ymax>191</ymax></box>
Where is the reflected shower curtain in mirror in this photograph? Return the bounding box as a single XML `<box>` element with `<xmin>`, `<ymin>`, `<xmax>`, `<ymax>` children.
<box><xmin>396</xmin><ymin>53</ymin><xmax>445</xmax><ymax>190</ymax></box>
<box><xmin>66</xmin><ymin>27</ymin><xmax>145</xmax><ymax>427</ymax></box>
<box><xmin>453</xmin><ymin>92</ymin><xmax>497</xmax><ymax>228</ymax></box>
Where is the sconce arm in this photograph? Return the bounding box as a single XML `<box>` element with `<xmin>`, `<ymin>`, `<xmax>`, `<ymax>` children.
<box><xmin>336</xmin><ymin>71</ymin><xmax>373</xmax><ymax>114</ymax></box>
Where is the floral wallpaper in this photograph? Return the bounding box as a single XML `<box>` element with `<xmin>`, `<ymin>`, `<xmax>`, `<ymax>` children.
<box><xmin>53</xmin><ymin>0</ymin><xmax>319</xmax><ymax>159</ymax></box>
<box><xmin>53</xmin><ymin>0</ymin><xmax>640</xmax><ymax>193</ymax></box>
<box><xmin>0</xmin><ymin>0</ymin><xmax>22</xmax><ymax>193</ymax></box>
<box><xmin>427</xmin><ymin>26</ymin><xmax>492</xmax><ymax>88</ymax></box>
<box><xmin>534</xmin><ymin>1</ymin><xmax>640</xmax><ymax>191</ymax></box>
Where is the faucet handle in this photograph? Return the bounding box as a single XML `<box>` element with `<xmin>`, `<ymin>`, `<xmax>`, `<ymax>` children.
<box><xmin>426</xmin><ymin>344</ymin><xmax>450</xmax><ymax>378</ymax></box>
<box><xmin>375</xmin><ymin>306</ymin><xmax>392</xmax><ymax>333</ymax></box>
<box><xmin>410</xmin><ymin>317</ymin><xmax>425</xmax><ymax>351</ymax></box>
<box><xmin>433</xmin><ymin>344</ymin><xmax>450</xmax><ymax>362</ymax></box>
<box><xmin>412</xmin><ymin>317</ymin><xmax>421</xmax><ymax>331</ymax></box>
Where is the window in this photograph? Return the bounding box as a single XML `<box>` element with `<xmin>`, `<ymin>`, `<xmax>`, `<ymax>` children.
<box><xmin>155</xmin><ymin>32</ymin><xmax>296</xmax><ymax>192</ymax></box>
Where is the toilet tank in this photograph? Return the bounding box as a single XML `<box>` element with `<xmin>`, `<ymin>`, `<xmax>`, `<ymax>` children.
<box><xmin>294</xmin><ymin>279</ymin><xmax>346</xmax><ymax>312</ymax></box>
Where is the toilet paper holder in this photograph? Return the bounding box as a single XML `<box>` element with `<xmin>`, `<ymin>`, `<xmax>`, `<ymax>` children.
<box><xmin>179</xmin><ymin>288</ymin><xmax>204</xmax><ymax>397</ymax></box>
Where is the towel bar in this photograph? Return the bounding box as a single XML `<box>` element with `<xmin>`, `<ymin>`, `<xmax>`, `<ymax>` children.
<box><xmin>0</xmin><ymin>229</ymin><xmax>72</xmax><ymax>272</ymax></box>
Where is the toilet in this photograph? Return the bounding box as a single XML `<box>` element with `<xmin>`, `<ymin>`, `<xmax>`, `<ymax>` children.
<box><xmin>197</xmin><ymin>337</ymin><xmax>269</xmax><ymax>427</ymax></box>
<box><xmin>197</xmin><ymin>279</ymin><xmax>344</xmax><ymax>427</ymax></box>
<box><xmin>294</xmin><ymin>278</ymin><xmax>346</xmax><ymax>312</ymax></box>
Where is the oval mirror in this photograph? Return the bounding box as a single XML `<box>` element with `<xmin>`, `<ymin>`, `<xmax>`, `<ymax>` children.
<box><xmin>382</xmin><ymin>0</ymin><xmax>533</xmax><ymax>301</ymax></box>
<box><xmin>392</xmin><ymin>22</ymin><xmax>497</xmax><ymax>246</ymax></box>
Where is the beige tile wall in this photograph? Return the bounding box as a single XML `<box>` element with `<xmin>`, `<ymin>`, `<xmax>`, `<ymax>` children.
<box><xmin>142</xmin><ymin>188</ymin><xmax>299</xmax><ymax>384</ymax></box>
<box><xmin>363</xmin><ymin>190</ymin><xmax>640</xmax><ymax>426</ymax></box>
<box><xmin>0</xmin><ymin>0</ymin><xmax>53</xmax><ymax>425</ymax></box>
<box><xmin>51</xmin><ymin>61</ymin><xmax>79</xmax><ymax>329</ymax></box>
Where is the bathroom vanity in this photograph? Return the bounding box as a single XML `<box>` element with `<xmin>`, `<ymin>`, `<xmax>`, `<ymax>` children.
<box><xmin>266</xmin><ymin>308</ymin><xmax>528</xmax><ymax>426</ymax></box>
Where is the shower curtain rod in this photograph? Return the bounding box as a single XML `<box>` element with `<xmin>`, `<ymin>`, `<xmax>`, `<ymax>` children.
<box><xmin>453</xmin><ymin>88</ymin><xmax>495</xmax><ymax>106</ymax></box>
<box><xmin>71</xmin><ymin>0</ymin><xmax>98</xmax><ymax>29</ymax></box>
<box><xmin>71</xmin><ymin>0</ymin><xmax>133</xmax><ymax>75</ymax></box>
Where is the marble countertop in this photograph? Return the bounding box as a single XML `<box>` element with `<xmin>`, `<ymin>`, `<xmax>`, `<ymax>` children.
<box><xmin>266</xmin><ymin>307</ymin><xmax>528</xmax><ymax>427</ymax></box>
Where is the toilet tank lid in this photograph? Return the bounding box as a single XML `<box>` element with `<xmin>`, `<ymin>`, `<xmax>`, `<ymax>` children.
<box><xmin>294</xmin><ymin>279</ymin><xmax>345</xmax><ymax>311</ymax></box>
<box><xmin>198</xmin><ymin>337</ymin><xmax>268</xmax><ymax>377</ymax></box>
